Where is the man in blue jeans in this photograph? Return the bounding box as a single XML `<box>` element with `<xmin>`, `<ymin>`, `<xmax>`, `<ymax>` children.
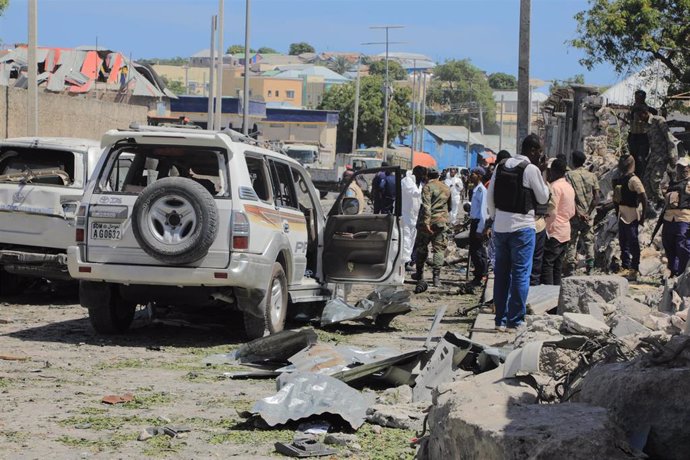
<box><xmin>486</xmin><ymin>134</ymin><xmax>550</xmax><ymax>331</ymax></box>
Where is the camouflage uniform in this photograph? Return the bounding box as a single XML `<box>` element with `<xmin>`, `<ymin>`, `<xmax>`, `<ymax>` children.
<box><xmin>643</xmin><ymin>115</ymin><xmax>679</xmax><ymax>206</ymax></box>
<box><xmin>415</xmin><ymin>179</ymin><xmax>450</xmax><ymax>271</ymax></box>
<box><xmin>564</xmin><ymin>168</ymin><xmax>600</xmax><ymax>273</ymax></box>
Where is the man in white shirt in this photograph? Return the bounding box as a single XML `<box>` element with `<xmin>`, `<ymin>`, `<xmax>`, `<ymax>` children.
<box><xmin>469</xmin><ymin>167</ymin><xmax>489</xmax><ymax>286</ymax></box>
<box><xmin>486</xmin><ymin>134</ymin><xmax>550</xmax><ymax>331</ymax></box>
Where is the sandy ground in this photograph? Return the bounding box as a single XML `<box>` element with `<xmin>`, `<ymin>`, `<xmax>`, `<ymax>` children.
<box><xmin>0</xmin><ymin>262</ymin><xmax>479</xmax><ymax>459</ymax></box>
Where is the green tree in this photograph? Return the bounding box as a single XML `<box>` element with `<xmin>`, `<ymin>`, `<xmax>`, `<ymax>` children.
<box><xmin>256</xmin><ymin>47</ymin><xmax>278</xmax><ymax>54</ymax></box>
<box><xmin>319</xmin><ymin>75</ymin><xmax>412</xmax><ymax>151</ymax></box>
<box><xmin>289</xmin><ymin>42</ymin><xmax>315</xmax><ymax>55</ymax></box>
<box><xmin>0</xmin><ymin>0</ymin><xmax>8</xmax><ymax>16</ymax></box>
<box><xmin>426</xmin><ymin>59</ymin><xmax>496</xmax><ymax>130</ymax></box>
<box><xmin>160</xmin><ymin>76</ymin><xmax>186</xmax><ymax>96</ymax></box>
<box><xmin>327</xmin><ymin>56</ymin><xmax>352</xmax><ymax>75</ymax></box>
<box><xmin>140</xmin><ymin>56</ymin><xmax>188</xmax><ymax>66</ymax></box>
<box><xmin>549</xmin><ymin>73</ymin><xmax>585</xmax><ymax>92</ymax></box>
<box><xmin>571</xmin><ymin>0</ymin><xmax>690</xmax><ymax>85</ymax></box>
<box><xmin>488</xmin><ymin>72</ymin><xmax>517</xmax><ymax>90</ymax></box>
<box><xmin>368</xmin><ymin>60</ymin><xmax>408</xmax><ymax>80</ymax></box>
<box><xmin>227</xmin><ymin>44</ymin><xmax>255</xmax><ymax>55</ymax></box>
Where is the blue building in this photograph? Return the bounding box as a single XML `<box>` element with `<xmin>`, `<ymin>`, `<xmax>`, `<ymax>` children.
<box><xmin>401</xmin><ymin>125</ymin><xmax>487</xmax><ymax>170</ymax></box>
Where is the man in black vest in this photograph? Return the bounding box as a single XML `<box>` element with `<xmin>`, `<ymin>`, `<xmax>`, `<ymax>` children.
<box><xmin>662</xmin><ymin>156</ymin><xmax>690</xmax><ymax>277</ymax></box>
<box><xmin>486</xmin><ymin>134</ymin><xmax>550</xmax><ymax>331</ymax></box>
<box><xmin>613</xmin><ymin>155</ymin><xmax>648</xmax><ymax>280</ymax></box>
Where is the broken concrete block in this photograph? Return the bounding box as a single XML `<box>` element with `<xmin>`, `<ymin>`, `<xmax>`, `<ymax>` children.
<box><xmin>562</xmin><ymin>313</ymin><xmax>610</xmax><ymax>337</ymax></box>
<box><xmin>610</xmin><ymin>297</ymin><xmax>652</xmax><ymax>323</ymax></box>
<box><xmin>585</xmin><ymin>303</ymin><xmax>608</xmax><ymax>322</ymax></box>
<box><xmin>365</xmin><ymin>403</ymin><xmax>427</xmax><ymax>432</ymax></box>
<box><xmin>609</xmin><ymin>314</ymin><xmax>651</xmax><ymax>338</ymax></box>
<box><xmin>642</xmin><ymin>311</ymin><xmax>677</xmax><ymax>334</ymax></box>
<box><xmin>526</xmin><ymin>284</ymin><xmax>560</xmax><ymax>314</ymax></box>
<box><xmin>674</xmin><ymin>266</ymin><xmax>690</xmax><ymax>297</ymax></box>
<box><xmin>425</xmin><ymin>367</ymin><xmax>636</xmax><ymax>460</ymax></box>
<box><xmin>557</xmin><ymin>276</ymin><xmax>628</xmax><ymax>314</ymax></box>
<box><xmin>576</xmin><ymin>359</ymin><xmax>690</xmax><ymax>460</ymax></box>
<box><xmin>324</xmin><ymin>433</ymin><xmax>358</xmax><ymax>447</ymax></box>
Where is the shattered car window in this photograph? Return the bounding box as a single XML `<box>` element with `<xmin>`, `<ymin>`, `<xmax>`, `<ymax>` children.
<box><xmin>0</xmin><ymin>148</ymin><xmax>76</xmax><ymax>186</ymax></box>
<box><xmin>101</xmin><ymin>146</ymin><xmax>228</xmax><ymax>196</ymax></box>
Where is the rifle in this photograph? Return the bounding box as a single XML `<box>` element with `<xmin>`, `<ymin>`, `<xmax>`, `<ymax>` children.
<box><xmin>649</xmin><ymin>204</ymin><xmax>667</xmax><ymax>247</ymax></box>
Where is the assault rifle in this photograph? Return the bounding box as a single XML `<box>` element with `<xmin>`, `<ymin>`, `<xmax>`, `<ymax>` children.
<box><xmin>649</xmin><ymin>204</ymin><xmax>667</xmax><ymax>247</ymax></box>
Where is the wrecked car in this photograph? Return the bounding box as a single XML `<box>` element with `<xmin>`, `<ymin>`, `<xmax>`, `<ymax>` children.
<box><xmin>68</xmin><ymin>125</ymin><xmax>405</xmax><ymax>338</ymax></box>
<box><xmin>0</xmin><ymin>137</ymin><xmax>102</xmax><ymax>295</ymax></box>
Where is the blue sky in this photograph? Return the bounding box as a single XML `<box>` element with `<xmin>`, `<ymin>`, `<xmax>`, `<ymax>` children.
<box><xmin>0</xmin><ymin>0</ymin><xmax>621</xmax><ymax>87</ymax></box>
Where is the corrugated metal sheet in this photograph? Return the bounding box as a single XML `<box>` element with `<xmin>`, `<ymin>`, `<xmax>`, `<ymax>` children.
<box><xmin>601</xmin><ymin>62</ymin><xmax>669</xmax><ymax>107</ymax></box>
<box><xmin>425</xmin><ymin>125</ymin><xmax>484</xmax><ymax>146</ymax></box>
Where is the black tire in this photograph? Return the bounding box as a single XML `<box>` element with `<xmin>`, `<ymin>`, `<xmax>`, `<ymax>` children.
<box><xmin>0</xmin><ymin>268</ymin><xmax>31</xmax><ymax>297</ymax></box>
<box><xmin>80</xmin><ymin>281</ymin><xmax>135</xmax><ymax>334</ymax></box>
<box><xmin>132</xmin><ymin>177</ymin><xmax>219</xmax><ymax>265</ymax></box>
<box><xmin>242</xmin><ymin>263</ymin><xmax>288</xmax><ymax>340</ymax></box>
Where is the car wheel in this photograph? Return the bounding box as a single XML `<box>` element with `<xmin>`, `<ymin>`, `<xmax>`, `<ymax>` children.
<box><xmin>132</xmin><ymin>177</ymin><xmax>219</xmax><ymax>265</ymax></box>
<box><xmin>80</xmin><ymin>281</ymin><xmax>135</xmax><ymax>334</ymax></box>
<box><xmin>242</xmin><ymin>262</ymin><xmax>288</xmax><ymax>339</ymax></box>
<box><xmin>0</xmin><ymin>268</ymin><xmax>31</xmax><ymax>297</ymax></box>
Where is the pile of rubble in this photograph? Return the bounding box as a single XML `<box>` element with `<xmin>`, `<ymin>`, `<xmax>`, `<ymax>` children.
<box><xmin>420</xmin><ymin>275</ymin><xmax>689</xmax><ymax>459</ymax></box>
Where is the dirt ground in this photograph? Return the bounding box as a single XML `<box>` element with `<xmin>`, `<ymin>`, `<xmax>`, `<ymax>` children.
<box><xmin>0</xmin><ymin>263</ymin><xmax>479</xmax><ymax>459</ymax></box>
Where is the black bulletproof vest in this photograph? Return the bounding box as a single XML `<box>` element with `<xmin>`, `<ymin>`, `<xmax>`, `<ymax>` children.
<box><xmin>667</xmin><ymin>179</ymin><xmax>690</xmax><ymax>209</ymax></box>
<box><xmin>614</xmin><ymin>174</ymin><xmax>639</xmax><ymax>207</ymax></box>
<box><xmin>493</xmin><ymin>160</ymin><xmax>536</xmax><ymax>214</ymax></box>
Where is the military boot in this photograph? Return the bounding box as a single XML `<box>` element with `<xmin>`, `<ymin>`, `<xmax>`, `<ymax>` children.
<box><xmin>411</xmin><ymin>265</ymin><xmax>424</xmax><ymax>281</ymax></box>
<box><xmin>432</xmin><ymin>269</ymin><xmax>442</xmax><ymax>287</ymax></box>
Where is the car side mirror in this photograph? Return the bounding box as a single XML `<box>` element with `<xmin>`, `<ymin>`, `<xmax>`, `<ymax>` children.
<box><xmin>340</xmin><ymin>197</ymin><xmax>360</xmax><ymax>215</ymax></box>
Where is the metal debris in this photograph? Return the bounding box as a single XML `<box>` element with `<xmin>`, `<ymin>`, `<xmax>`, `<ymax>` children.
<box><xmin>274</xmin><ymin>439</ymin><xmax>337</xmax><ymax>458</ymax></box>
<box><xmin>320</xmin><ymin>287</ymin><xmax>412</xmax><ymax>326</ymax></box>
<box><xmin>235</xmin><ymin>329</ymin><xmax>318</xmax><ymax>364</ymax></box>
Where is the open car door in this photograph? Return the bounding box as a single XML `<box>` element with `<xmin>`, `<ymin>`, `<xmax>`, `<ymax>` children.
<box><xmin>321</xmin><ymin>167</ymin><xmax>404</xmax><ymax>285</ymax></box>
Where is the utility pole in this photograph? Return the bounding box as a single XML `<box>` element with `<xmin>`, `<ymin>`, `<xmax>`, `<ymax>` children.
<box><xmin>419</xmin><ymin>71</ymin><xmax>427</xmax><ymax>152</ymax></box>
<box><xmin>183</xmin><ymin>63</ymin><xmax>189</xmax><ymax>95</ymax></box>
<box><xmin>411</xmin><ymin>60</ymin><xmax>416</xmax><ymax>157</ymax></box>
<box><xmin>517</xmin><ymin>0</ymin><xmax>531</xmax><ymax>151</ymax></box>
<box><xmin>351</xmin><ymin>55</ymin><xmax>362</xmax><ymax>153</ymax></box>
<box><xmin>499</xmin><ymin>95</ymin><xmax>505</xmax><ymax>151</ymax></box>
<box><xmin>479</xmin><ymin>103</ymin><xmax>484</xmax><ymax>135</ymax></box>
<box><xmin>214</xmin><ymin>0</ymin><xmax>225</xmax><ymax>131</ymax></box>
<box><xmin>242</xmin><ymin>0</ymin><xmax>251</xmax><ymax>135</ymax></box>
<box><xmin>207</xmin><ymin>15</ymin><xmax>217</xmax><ymax>130</ymax></box>
<box><xmin>27</xmin><ymin>0</ymin><xmax>38</xmax><ymax>136</ymax></box>
<box><xmin>466</xmin><ymin>83</ymin><xmax>473</xmax><ymax>169</ymax></box>
<box><xmin>365</xmin><ymin>25</ymin><xmax>404</xmax><ymax>161</ymax></box>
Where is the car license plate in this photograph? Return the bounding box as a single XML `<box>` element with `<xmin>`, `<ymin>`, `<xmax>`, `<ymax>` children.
<box><xmin>91</xmin><ymin>222</ymin><xmax>122</xmax><ymax>240</ymax></box>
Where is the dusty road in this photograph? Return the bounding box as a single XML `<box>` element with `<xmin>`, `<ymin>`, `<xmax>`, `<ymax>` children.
<box><xmin>0</xmin><ymin>267</ymin><xmax>479</xmax><ymax>459</ymax></box>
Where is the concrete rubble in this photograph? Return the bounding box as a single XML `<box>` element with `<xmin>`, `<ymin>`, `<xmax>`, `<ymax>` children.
<box><xmin>420</xmin><ymin>268</ymin><xmax>689</xmax><ymax>459</ymax></box>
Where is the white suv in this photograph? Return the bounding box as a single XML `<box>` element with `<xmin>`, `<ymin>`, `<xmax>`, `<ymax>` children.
<box><xmin>68</xmin><ymin>126</ymin><xmax>404</xmax><ymax>338</ymax></box>
<box><xmin>0</xmin><ymin>137</ymin><xmax>102</xmax><ymax>295</ymax></box>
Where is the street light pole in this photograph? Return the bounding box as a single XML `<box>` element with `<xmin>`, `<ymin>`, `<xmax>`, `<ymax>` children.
<box><xmin>517</xmin><ymin>0</ymin><xmax>532</xmax><ymax>150</ymax></box>
<box><xmin>27</xmin><ymin>0</ymin><xmax>38</xmax><ymax>136</ymax></box>
<box><xmin>242</xmin><ymin>0</ymin><xmax>251</xmax><ymax>135</ymax></box>
<box><xmin>207</xmin><ymin>15</ymin><xmax>217</xmax><ymax>129</ymax></box>
<box><xmin>351</xmin><ymin>55</ymin><xmax>361</xmax><ymax>153</ymax></box>
<box><xmin>366</xmin><ymin>25</ymin><xmax>404</xmax><ymax>161</ymax></box>
<box><xmin>214</xmin><ymin>0</ymin><xmax>224</xmax><ymax>131</ymax></box>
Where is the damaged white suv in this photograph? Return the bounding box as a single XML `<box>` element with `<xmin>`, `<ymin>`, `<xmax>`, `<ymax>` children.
<box><xmin>0</xmin><ymin>137</ymin><xmax>102</xmax><ymax>295</ymax></box>
<box><xmin>68</xmin><ymin>126</ymin><xmax>404</xmax><ymax>338</ymax></box>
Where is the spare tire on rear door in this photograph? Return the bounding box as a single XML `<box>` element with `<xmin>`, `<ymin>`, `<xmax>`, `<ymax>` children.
<box><xmin>132</xmin><ymin>177</ymin><xmax>219</xmax><ymax>265</ymax></box>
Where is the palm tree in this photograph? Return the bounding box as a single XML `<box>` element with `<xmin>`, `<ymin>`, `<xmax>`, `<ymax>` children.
<box><xmin>328</xmin><ymin>56</ymin><xmax>351</xmax><ymax>75</ymax></box>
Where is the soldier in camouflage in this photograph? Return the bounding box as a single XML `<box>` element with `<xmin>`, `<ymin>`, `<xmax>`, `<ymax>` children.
<box><xmin>639</xmin><ymin>108</ymin><xmax>679</xmax><ymax>210</ymax></box>
<box><xmin>413</xmin><ymin>167</ymin><xmax>450</xmax><ymax>288</ymax></box>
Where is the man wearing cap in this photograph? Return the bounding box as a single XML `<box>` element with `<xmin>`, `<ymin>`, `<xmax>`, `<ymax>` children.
<box><xmin>565</xmin><ymin>150</ymin><xmax>600</xmax><ymax>275</ymax></box>
<box><xmin>661</xmin><ymin>156</ymin><xmax>690</xmax><ymax>277</ymax></box>
<box><xmin>613</xmin><ymin>154</ymin><xmax>648</xmax><ymax>280</ymax></box>
<box><xmin>414</xmin><ymin>167</ymin><xmax>450</xmax><ymax>288</ymax></box>
<box><xmin>468</xmin><ymin>166</ymin><xmax>489</xmax><ymax>286</ymax></box>
<box><xmin>487</xmin><ymin>134</ymin><xmax>550</xmax><ymax>331</ymax></box>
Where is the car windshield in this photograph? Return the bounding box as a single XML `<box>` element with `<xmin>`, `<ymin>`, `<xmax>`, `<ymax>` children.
<box><xmin>100</xmin><ymin>145</ymin><xmax>228</xmax><ymax>196</ymax></box>
<box><xmin>0</xmin><ymin>147</ymin><xmax>76</xmax><ymax>186</ymax></box>
<box><xmin>285</xmin><ymin>149</ymin><xmax>316</xmax><ymax>164</ymax></box>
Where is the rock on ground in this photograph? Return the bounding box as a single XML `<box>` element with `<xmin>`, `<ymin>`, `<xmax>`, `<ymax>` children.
<box><xmin>423</xmin><ymin>368</ymin><xmax>637</xmax><ymax>460</ymax></box>
<box><xmin>558</xmin><ymin>276</ymin><xmax>629</xmax><ymax>314</ymax></box>
<box><xmin>576</xmin><ymin>356</ymin><xmax>690</xmax><ymax>460</ymax></box>
<box><xmin>610</xmin><ymin>297</ymin><xmax>652</xmax><ymax>323</ymax></box>
<box><xmin>561</xmin><ymin>313</ymin><xmax>610</xmax><ymax>337</ymax></box>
